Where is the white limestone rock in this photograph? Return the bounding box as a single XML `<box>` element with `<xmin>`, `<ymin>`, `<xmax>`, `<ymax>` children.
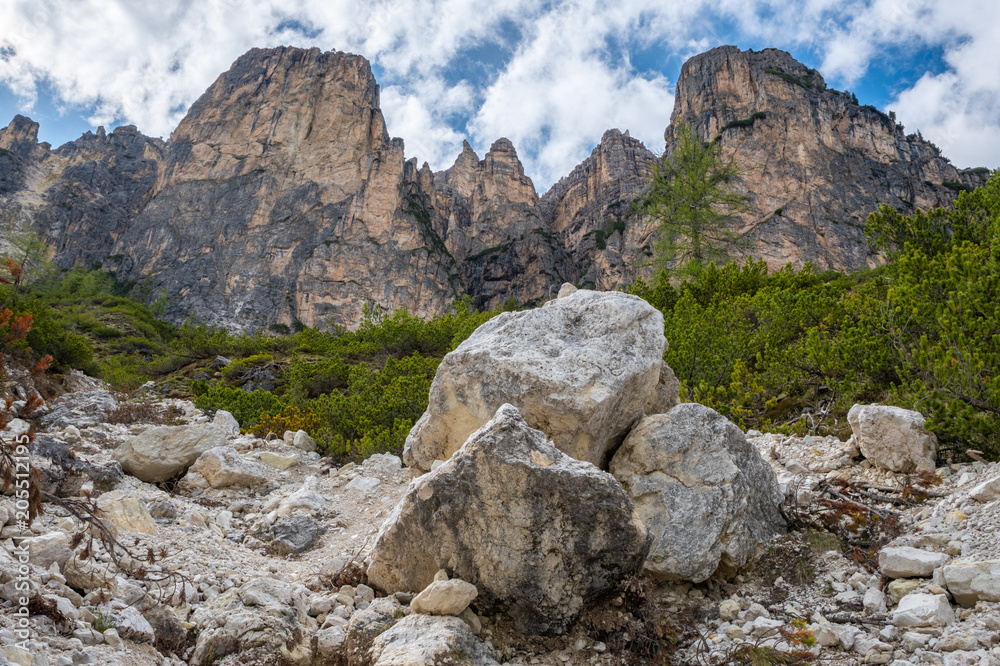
<box><xmin>113</xmin><ymin>425</ymin><xmax>226</xmax><ymax>483</ymax></box>
<box><xmin>188</xmin><ymin>446</ymin><xmax>269</xmax><ymax>488</ymax></box>
<box><xmin>879</xmin><ymin>546</ymin><xmax>950</xmax><ymax>579</ymax></box>
<box><xmin>370</xmin><ymin>404</ymin><xmax>650</xmax><ymax>635</ymax></box>
<box><xmin>891</xmin><ymin>593</ymin><xmax>955</xmax><ymax>628</ymax></box>
<box><xmin>609</xmin><ymin>403</ymin><xmax>785</xmax><ymax>582</ymax></box>
<box><xmin>848</xmin><ymin>404</ymin><xmax>937</xmax><ymax>473</ymax></box>
<box><xmin>943</xmin><ymin>560</ymin><xmax>1000</xmax><ymax>607</ymax></box>
<box><xmin>402</xmin><ymin>290</ymin><xmax>668</xmax><ymax>470</ymax></box>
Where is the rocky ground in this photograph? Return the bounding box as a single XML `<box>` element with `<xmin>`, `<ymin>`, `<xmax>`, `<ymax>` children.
<box><xmin>1</xmin><ymin>291</ymin><xmax>999</xmax><ymax>666</ymax></box>
<box><xmin>0</xmin><ymin>384</ymin><xmax>997</xmax><ymax>666</ymax></box>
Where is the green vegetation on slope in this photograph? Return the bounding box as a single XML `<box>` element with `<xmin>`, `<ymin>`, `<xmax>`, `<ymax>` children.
<box><xmin>3</xmin><ymin>264</ymin><xmax>506</xmax><ymax>461</ymax></box>
<box><xmin>631</xmin><ymin>170</ymin><xmax>1000</xmax><ymax>458</ymax></box>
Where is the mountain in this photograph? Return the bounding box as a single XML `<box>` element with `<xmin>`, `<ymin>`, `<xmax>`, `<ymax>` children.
<box><xmin>0</xmin><ymin>45</ymin><xmax>990</xmax><ymax>330</ymax></box>
<box><xmin>668</xmin><ymin>46</ymin><xmax>987</xmax><ymax>271</ymax></box>
<box><xmin>0</xmin><ymin>116</ymin><xmax>165</xmax><ymax>264</ymax></box>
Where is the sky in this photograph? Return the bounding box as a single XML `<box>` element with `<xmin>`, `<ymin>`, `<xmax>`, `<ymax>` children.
<box><xmin>1</xmin><ymin>0</ymin><xmax>998</xmax><ymax>191</ymax></box>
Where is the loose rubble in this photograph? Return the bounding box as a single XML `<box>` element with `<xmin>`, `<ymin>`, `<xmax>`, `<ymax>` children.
<box><xmin>4</xmin><ymin>291</ymin><xmax>1000</xmax><ymax>665</ymax></box>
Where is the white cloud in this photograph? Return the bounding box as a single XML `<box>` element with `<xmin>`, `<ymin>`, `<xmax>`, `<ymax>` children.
<box><xmin>380</xmin><ymin>83</ymin><xmax>468</xmax><ymax>167</ymax></box>
<box><xmin>0</xmin><ymin>0</ymin><xmax>998</xmax><ymax>187</ymax></box>
<box><xmin>469</xmin><ymin>0</ymin><xmax>677</xmax><ymax>186</ymax></box>
<box><xmin>815</xmin><ymin>0</ymin><xmax>1000</xmax><ymax>169</ymax></box>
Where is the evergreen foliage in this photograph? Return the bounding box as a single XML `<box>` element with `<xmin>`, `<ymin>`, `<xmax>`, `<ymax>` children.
<box><xmin>630</xmin><ymin>169</ymin><xmax>1000</xmax><ymax>459</ymax></box>
<box><xmin>638</xmin><ymin>124</ymin><xmax>750</xmax><ymax>278</ymax></box>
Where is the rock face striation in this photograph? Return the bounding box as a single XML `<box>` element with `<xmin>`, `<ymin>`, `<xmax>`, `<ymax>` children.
<box><xmin>0</xmin><ymin>115</ymin><xmax>165</xmax><ymax>263</ymax></box>
<box><xmin>667</xmin><ymin>45</ymin><xmax>987</xmax><ymax>273</ymax></box>
<box><xmin>1</xmin><ymin>44</ymin><xmax>989</xmax><ymax>331</ymax></box>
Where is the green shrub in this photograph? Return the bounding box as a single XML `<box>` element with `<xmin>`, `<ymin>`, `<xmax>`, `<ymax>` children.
<box><xmin>100</xmin><ymin>355</ymin><xmax>151</xmax><ymax>392</ymax></box>
<box><xmin>627</xmin><ymin>171</ymin><xmax>1000</xmax><ymax>458</ymax></box>
<box><xmin>220</xmin><ymin>354</ymin><xmax>275</xmax><ymax>382</ymax></box>
<box><xmin>25</xmin><ymin>317</ymin><xmax>94</xmax><ymax>370</ymax></box>
<box><xmin>192</xmin><ymin>384</ymin><xmax>287</xmax><ymax>427</ymax></box>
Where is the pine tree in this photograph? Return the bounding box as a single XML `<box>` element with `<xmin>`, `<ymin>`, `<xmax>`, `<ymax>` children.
<box><xmin>639</xmin><ymin>124</ymin><xmax>750</xmax><ymax>278</ymax></box>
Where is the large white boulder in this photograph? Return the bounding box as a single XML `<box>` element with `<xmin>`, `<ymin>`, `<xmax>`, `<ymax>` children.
<box><xmin>848</xmin><ymin>404</ymin><xmax>937</xmax><ymax>473</ymax></box>
<box><xmin>402</xmin><ymin>290</ymin><xmax>670</xmax><ymax>470</ymax></box>
<box><xmin>113</xmin><ymin>425</ymin><xmax>226</xmax><ymax>483</ymax></box>
<box><xmin>891</xmin><ymin>593</ymin><xmax>955</xmax><ymax>628</ymax></box>
<box><xmin>879</xmin><ymin>546</ymin><xmax>950</xmax><ymax>579</ymax></box>
<box><xmin>943</xmin><ymin>560</ymin><xmax>1000</xmax><ymax>607</ymax></box>
<box><xmin>609</xmin><ymin>404</ymin><xmax>785</xmax><ymax>582</ymax></box>
<box><xmin>369</xmin><ymin>404</ymin><xmax>650</xmax><ymax>635</ymax></box>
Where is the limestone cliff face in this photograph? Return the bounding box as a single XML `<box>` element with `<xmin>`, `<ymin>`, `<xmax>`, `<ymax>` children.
<box><xmin>418</xmin><ymin>139</ymin><xmax>575</xmax><ymax>309</ymax></box>
<box><xmin>110</xmin><ymin>47</ymin><xmax>458</xmax><ymax>331</ymax></box>
<box><xmin>1</xmin><ymin>45</ymin><xmax>991</xmax><ymax>331</ymax></box>
<box><xmin>540</xmin><ymin>129</ymin><xmax>658</xmax><ymax>291</ymax></box>
<box><xmin>666</xmin><ymin>45</ymin><xmax>988</xmax><ymax>271</ymax></box>
<box><xmin>0</xmin><ymin>117</ymin><xmax>164</xmax><ymax>263</ymax></box>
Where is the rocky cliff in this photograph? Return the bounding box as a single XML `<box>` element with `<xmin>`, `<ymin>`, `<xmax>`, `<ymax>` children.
<box><xmin>667</xmin><ymin>45</ymin><xmax>987</xmax><ymax>271</ymax></box>
<box><xmin>0</xmin><ymin>44</ymin><xmax>990</xmax><ymax>330</ymax></box>
<box><xmin>106</xmin><ymin>46</ymin><xmax>462</xmax><ymax>331</ymax></box>
<box><xmin>0</xmin><ymin>116</ymin><xmax>164</xmax><ymax>263</ymax></box>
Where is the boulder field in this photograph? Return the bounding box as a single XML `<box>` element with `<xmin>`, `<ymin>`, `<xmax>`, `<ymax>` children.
<box><xmin>3</xmin><ymin>289</ymin><xmax>999</xmax><ymax>665</ymax></box>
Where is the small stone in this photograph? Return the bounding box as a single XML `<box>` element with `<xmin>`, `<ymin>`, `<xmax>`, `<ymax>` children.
<box><xmin>891</xmin><ymin>593</ymin><xmax>955</xmax><ymax>628</ymax></box>
<box><xmin>556</xmin><ymin>283</ymin><xmax>577</xmax><ymax>298</ymax></box>
<box><xmin>72</xmin><ymin>628</ymin><xmax>104</xmax><ymax>645</ymax></box>
<box><xmin>901</xmin><ymin>631</ymin><xmax>932</xmax><ymax>651</ymax></box>
<box><xmin>411</xmin><ymin>579</ymin><xmax>479</xmax><ymax>616</ymax></box>
<box><xmin>315</xmin><ymin>625</ymin><xmax>346</xmax><ymax>659</ymax></box>
<box><xmin>0</xmin><ymin>645</ymin><xmax>34</xmax><ymax>666</ymax></box>
<box><xmin>355</xmin><ymin>584</ymin><xmax>375</xmax><ymax>603</ymax></box>
<box><xmin>189</xmin><ymin>446</ymin><xmax>269</xmax><ymax>488</ymax></box>
<box><xmin>942</xmin><ymin>560</ymin><xmax>1000</xmax><ymax>607</ymax></box>
<box><xmin>292</xmin><ymin>430</ymin><xmax>317</xmax><ymax>452</ymax></box>
<box><xmin>865</xmin><ymin>587</ymin><xmax>888</xmax><ymax>614</ymax></box>
<box><xmin>888</xmin><ymin>579</ymin><xmax>922</xmax><ymax>604</ymax></box>
<box><xmin>459</xmin><ymin>607</ymin><xmax>482</xmax><ymax>635</ymax></box>
<box><xmin>363</xmin><ymin>453</ymin><xmax>403</xmax><ymax>475</ymax></box>
<box><xmin>345</xmin><ymin>475</ymin><xmax>380</xmax><ymax>492</ymax></box>
<box><xmin>936</xmin><ymin>633</ymin><xmax>979</xmax><ymax>651</ymax></box>
<box><xmin>148</xmin><ymin>501</ymin><xmax>178</xmax><ymax>520</ymax></box>
<box><xmin>96</xmin><ymin>490</ymin><xmax>157</xmax><ymax>534</ymax></box>
<box><xmin>259</xmin><ymin>451</ymin><xmax>300</xmax><ymax>470</ymax></box>
<box><xmin>744</xmin><ymin>602</ymin><xmax>770</xmax><ymax>621</ymax></box>
<box><xmin>269</xmin><ymin>514</ymin><xmax>321</xmax><ymax>555</ymax></box>
<box><xmin>28</xmin><ymin>531</ymin><xmax>72</xmax><ymax>570</ymax></box>
<box><xmin>719</xmin><ymin>599</ymin><xmax>741</xmax><ymax>622</ymax></box>
<box><xmin>212</xmin><ymin>410</ymin><xmax>241</xmax><ymax>437</ymax></box>
<box><xmin>813</xmin><ymin>624</ymin><xmax>839</xmax><ymax>646</ymax></box>
<box><xmin>944</xmin><ymin>511</ymin><xmax>968</xmax><ymax>526</ymax></box>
